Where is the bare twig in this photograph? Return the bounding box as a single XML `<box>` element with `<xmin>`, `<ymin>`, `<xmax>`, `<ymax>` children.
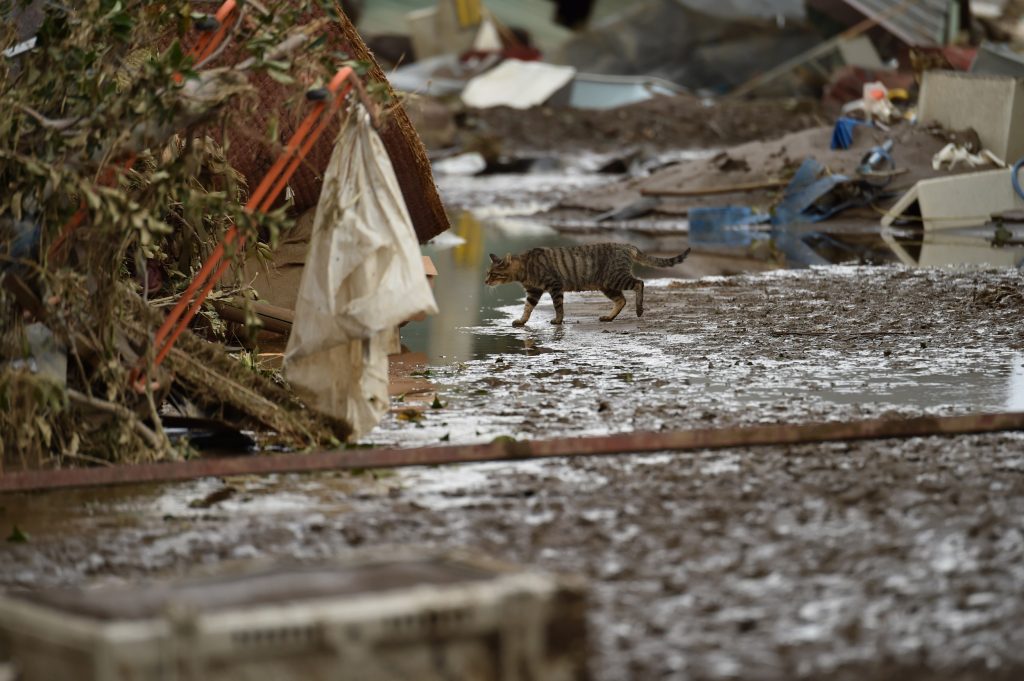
<box><xmin>234</xmin><ymin>19</ymin><xmax>329</xmax><ymax>70</ymax></box>
<box><xmin>60</xmin><ymin>451</ymin><xmax>115</xmax><ymax>467</ymax></box>
<box><xmin>16</xmin><ymin>104</ymin><xmax>80</xmax><ymax>131</ymax></box>
<box><xmin>66</xmin><ymin>388</ymin><xmax>165</xmax><ymax>452</ymax></box>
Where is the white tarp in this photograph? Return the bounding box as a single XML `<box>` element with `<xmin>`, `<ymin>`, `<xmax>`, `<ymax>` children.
<box><xmin>461</xmin><ymin>59</ymin><xmax>577</xmax><ymax>109</ymax></box>
<box><xmin>284</xmin><ymin>110</ymin><xmax>438</xmax><ymax>438</ymax></box>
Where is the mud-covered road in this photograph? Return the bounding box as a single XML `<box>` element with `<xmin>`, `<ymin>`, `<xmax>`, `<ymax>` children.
<box><xmin>5</xmin><ymin>266</ymin><xmax>1024</xmax><ymax>680</ymax></box>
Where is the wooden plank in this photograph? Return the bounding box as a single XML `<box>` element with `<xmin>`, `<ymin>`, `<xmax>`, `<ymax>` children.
<box><xmin>3</xmin><ymin>411</ymin><xmax>1023</xmax><ymax>492</ymax></box>
<box><xmin>212</xmin><ymin>299</ymin><xmax>294</xmax><ymax>335</ymax></box>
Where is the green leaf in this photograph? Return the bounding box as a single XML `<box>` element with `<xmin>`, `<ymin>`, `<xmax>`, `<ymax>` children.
<box><xmin>430</xmin><ymin>394</ymin><xmax>444</xmax><ymax>409</ymax></box>
<box><xmin>266</xmin><ymin>69</ymin><xmax>295</xmax><ymax>85</ymax></box>
<box><xmin>6</xmin><ymin>526</ymin><xmax>29</xmax><ymax>543</ymax></box>
<box><xmin>166</xmin><ymin>40</ymin><xmax>185</xmax><ymax>69</ymax></box>
<box><xmin>10</xmin><ymin>192</ymin><xmax>22</xmax><ymax>221</ymax></box>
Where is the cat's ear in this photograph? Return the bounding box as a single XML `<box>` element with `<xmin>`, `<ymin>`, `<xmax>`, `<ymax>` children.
<box><xmin>489</xmin><ymin>253</ymin><xmax>500</xmax><ymax>264</ymax></box>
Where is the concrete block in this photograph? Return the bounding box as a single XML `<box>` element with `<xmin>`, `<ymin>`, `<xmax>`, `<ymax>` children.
<box><xmin>918</xmin><ymin>70</ymin><xmax>1024</xmax><ymax>163</ymax></box>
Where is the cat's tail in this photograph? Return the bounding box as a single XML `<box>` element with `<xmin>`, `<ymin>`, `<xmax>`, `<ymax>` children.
<box><xmin>635</xmin><ymin>247</ymin><xmax>691</xmax><ymax>268</ymax></box>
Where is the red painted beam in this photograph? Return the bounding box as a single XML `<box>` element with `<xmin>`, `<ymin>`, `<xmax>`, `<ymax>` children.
<box><xmin>2</xmin><ymin>411</ymin><xmax>1023</xmax><ymax>493</ymax></box>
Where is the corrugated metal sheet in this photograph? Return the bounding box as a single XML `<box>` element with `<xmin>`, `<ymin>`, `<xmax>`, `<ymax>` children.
<box><xmin>841</xmin><ymin>0</ymin><xmax>957</xmax><ymax>46</ymax></box>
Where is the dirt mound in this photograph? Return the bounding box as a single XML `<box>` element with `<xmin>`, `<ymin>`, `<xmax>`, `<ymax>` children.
<box><xmin>461</xmin><ymin>95</ymin><xmax>828</xmax><ymax>154</ymax></box>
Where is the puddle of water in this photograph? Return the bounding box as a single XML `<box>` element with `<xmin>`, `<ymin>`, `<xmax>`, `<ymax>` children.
<box><xmin>0</xmin><ymin>473</ymin><xmax>378</xmax><ymax>545</ymax></box>
<box><xmin>405</xmin><ymin>205</ymin><xmax>695</xmax><ymax>364</ymax></box>
<box><xmin>403</xmin><ymin>211</ymin><xmax>580</xmax><ymax>364</ymax></box>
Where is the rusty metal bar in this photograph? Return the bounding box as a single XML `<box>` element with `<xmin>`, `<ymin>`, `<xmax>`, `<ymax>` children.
<box><xmin>3</xmin><ymin>411</ymin><xmax>1023</xmax><ymax>493</ymax></box>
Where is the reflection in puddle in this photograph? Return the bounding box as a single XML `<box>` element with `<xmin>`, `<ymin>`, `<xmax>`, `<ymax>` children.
<box><xmin>402</xmin><ymin>211</ymin><xmax>576</xmax><ymax>363</ymax></box>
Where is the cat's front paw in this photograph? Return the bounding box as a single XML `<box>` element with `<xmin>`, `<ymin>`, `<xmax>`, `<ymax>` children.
<box><xmin>512</xmin><ymin>319</ymin><xmax>526</xmax><ymax>327</ymax></box>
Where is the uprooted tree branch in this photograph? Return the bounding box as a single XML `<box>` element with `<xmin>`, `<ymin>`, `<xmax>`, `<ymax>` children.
<box><xmin>0</xmin><ymin>0</ymin><xmax>377</xmax><ymax>470</ymax></box>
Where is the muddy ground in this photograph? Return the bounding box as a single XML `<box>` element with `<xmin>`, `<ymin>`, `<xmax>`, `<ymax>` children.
<box><xmin>5</xmin><ymin>266</ymin><xmax>1024</xmax><ymax>680</ymax></box>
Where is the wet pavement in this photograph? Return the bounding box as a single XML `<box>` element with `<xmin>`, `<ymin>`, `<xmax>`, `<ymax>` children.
<box><xmin>5</xmin><ymin>263</ymin><xmax>1024</xmax><ymax>680</ymax></box>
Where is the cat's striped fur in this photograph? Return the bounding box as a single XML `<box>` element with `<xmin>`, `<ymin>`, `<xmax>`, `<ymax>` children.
<box><xmin>485</xmin><ymin>243</ymin><xmax>691</xmax><ymax>326</ymax></box>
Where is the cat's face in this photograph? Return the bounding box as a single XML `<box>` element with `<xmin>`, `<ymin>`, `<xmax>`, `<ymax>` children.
<box><xmin>484</xmin><ymin>253</ymin><xmax>515</xmax><ymax>286</ymax></box>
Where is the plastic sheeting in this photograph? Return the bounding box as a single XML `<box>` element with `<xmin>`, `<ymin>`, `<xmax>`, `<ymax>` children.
<box><xmin>284</xmin><ymin>110</ymin><xmax>438</xmax><ymax>439</ymax></box>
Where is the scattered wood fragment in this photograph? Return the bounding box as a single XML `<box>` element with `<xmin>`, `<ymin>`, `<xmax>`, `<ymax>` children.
<box><xmin>640</xmin><ymin>179</ymin><xmax>789</xmax><ymax>198</ymax></box>
<box><xmin>66</xmin><ymin>389</ymin><xmax>163</xmax><ymax>452</ymax></box>
<box><xmin>119</xmin><ymin>288</ymin><xmax>349</xmax><ymax>446</ymax></box>
<box><xmin>213</xmin><ymin>299</ymin><xmax>295</xmax><ymax>335</ymax></box>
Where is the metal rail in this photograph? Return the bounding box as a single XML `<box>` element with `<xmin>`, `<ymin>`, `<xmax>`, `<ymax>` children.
<box><xmin>2</xmin><ymin>411</ymin><xmax>1023</xmax><ymax>493</ymax></box>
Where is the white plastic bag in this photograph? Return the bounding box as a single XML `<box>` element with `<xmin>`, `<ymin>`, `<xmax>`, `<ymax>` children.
<box><xmin>284</xmin><ymin>110</ymin><xmax>438</xmax><ymax>438</ymax></box>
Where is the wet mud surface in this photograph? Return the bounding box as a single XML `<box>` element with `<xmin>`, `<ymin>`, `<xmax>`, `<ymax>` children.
<box><xmin>376</xmin><ymin>267</ymin><xmax>1024</xmax><ymax>445</ymax></box>
<box><xmin>5</xmin><ymin>266</ymin><xmax>1024</xmax><ymax>680</ymax></box>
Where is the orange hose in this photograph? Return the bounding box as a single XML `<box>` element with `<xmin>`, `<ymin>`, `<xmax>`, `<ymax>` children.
<box><xmin>150</xmin><ymin>68</ymin><xmax>363</xmax><ymax>374</ymax></box>
<box><xmin>193</xmin><ymin>0</ymin><xmax>238</xmax><ymax>63</ymax></box>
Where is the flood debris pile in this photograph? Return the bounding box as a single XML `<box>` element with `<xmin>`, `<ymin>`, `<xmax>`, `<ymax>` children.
<box><xmin>385</xmin><ymin>0</ymin><xmax>1024</xmax><ymax>275</ymax></box>
<box><xmin>544</xmin><ymin>70</ymin><xmax>1024</xmax><ymax>270</ymax></box>
<box><xmin>0</xmin><ymin>1</ymin><xmax>364</xmax><ymax>470</ymax></box>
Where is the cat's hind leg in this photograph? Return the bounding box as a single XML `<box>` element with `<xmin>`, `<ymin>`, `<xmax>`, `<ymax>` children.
<box><xmin>600</xmin><ymin>288</ymin><xmax>626</xmax><ymax>321</ymax></box>
<box><xmin>550</xmin><ymin>285</ymin><xmax>565</xmax><ymax>324</ymax></box>
<box><xmin>633</xmin><ymin>279</ymin><xmax>644</xmax><ymax>317</ymax></box>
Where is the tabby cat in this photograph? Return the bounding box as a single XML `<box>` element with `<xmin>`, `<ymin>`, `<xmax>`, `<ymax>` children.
<box><xmin>484</xmin><ymin>243</ymin><xmax>691</xmax><ymax>326</ymax></box>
